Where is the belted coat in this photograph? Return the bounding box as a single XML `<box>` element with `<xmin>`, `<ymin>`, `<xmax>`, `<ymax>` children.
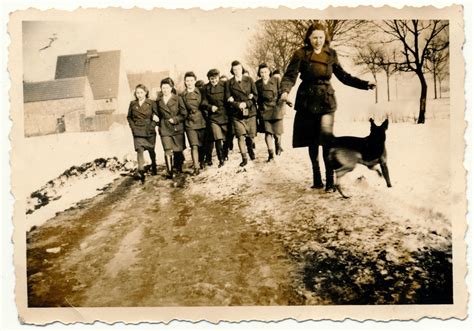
<box><xmin>225</xmin><ymin>75</ymin><xmax>258</xmax><ymax>120</ymax></box>
<box><xmin>181</xmin><ymin>88</ymin><xmax>207</xmax><ymax>130</ymax></box>
<box><xmin>127</xmin><ymin>99</ymin><xmax>158</xmax><ymax>138</ymax></box>
<box><xmin>281</xmin><ymin>46</ymin><xmax>370</xmax><ymax>115</ymax></box>
<box><xmin>201</xmin><ymin>81</ymin><xmax>229</xmax><ymax>125</ymax></box>
<box><xmin>156</xmin><ymin>94</ymin><xmax>187</xmax><ymax>137</ymax></box>
<box><xmin>256</xmin><ymin>76</ymin><xmax>283</xmax><ymax>121</ymax></box>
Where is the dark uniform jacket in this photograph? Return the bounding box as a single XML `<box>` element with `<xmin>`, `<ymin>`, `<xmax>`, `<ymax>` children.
<box><xmin>225</xmin><ymin>75</ymin><xmax>258</xmax><ymax>119</ymax></box>
<box><xmin>256</xmin><ymin>76</ymin><xmax>283</xmax><ymax>121</ymax></box>
<box><xmin>181</xmin><ymin>88</ymin><xmax>207</xmax><ymax>130</ymax></box>
<box><xmin>201</xmin><ymin>81</ymin><xmax>229</xmax><ymax>125</ymax></box>
<box><xmin>156</xmin><ymin>94</ymin><xmax>187</xmax><ymax>137</ymax></box>
<box><xmin>127</xmin><ymin>98</ymin><xmax>158</xmax><ymax>137</ymax></box>
<box><xmin>281</xmin><ymin>46</ymin><xmax>370</xmax><ymax>114</ymax></box>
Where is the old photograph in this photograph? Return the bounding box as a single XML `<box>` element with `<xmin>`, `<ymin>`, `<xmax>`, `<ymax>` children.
<box><xmin>8</xmin><ymin>4</ymin><xmax>467</xmax><ymax>324</ymax></box>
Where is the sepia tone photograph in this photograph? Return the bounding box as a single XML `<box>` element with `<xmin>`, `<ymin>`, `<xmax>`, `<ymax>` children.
<box><xmin>7</xmin><ymin>3</ymin><xmax>467</xmax><ymax>324</ymax></box>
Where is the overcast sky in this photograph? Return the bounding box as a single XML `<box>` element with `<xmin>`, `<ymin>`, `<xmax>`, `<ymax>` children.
<box><xmin>23</xmin><ymin>9</ymin><xmax>258</xmax><ymax>82</ymax></box>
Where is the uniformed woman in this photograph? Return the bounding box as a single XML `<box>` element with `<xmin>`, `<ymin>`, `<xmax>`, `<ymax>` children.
<box><xmin>156</xmin><ymin>77</ymin><xmax>187</xmax><ymax>179</ymax></box>
<box><xmin>127</xmin><ymin>84</ymin><xmax>158</xmax><ymax>183</ymax></box>
<box><xmin>226</xmin><ymin>60</ymin><xmax>258</xmax><ymax>167</ymax></box>
<box><xmin>202</xmin><ymin>68</ymin><xmax>229</xmax><ymax>167</ymax></box>
<box><xmin>280</xmin><ymin>23</ymin><xmax>375</xmax><ymax>190</ymax></box>
<box><xmin>256</xmin><ymin>63</ymin><xmax>284</xmax><ymax>162</ymax></box>
<box><xmin>181</xmin><ymin>71</ymin><xmax>207</xmax><ymax>175</ymax></box>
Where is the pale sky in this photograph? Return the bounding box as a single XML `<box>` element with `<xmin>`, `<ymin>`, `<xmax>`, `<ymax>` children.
<box><xmin>23</xmin><ymin>10</ymin><xmax>258</xmax><ymax>82</ymax></box>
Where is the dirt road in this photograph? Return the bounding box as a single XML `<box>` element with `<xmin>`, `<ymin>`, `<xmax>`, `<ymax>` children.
<box><xmin>27</xmin><ymin>152</ymin><xmax>452</xmax><ymax>307</ymax></box>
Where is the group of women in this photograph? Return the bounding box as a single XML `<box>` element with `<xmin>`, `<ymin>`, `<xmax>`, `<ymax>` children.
<box><xmin>127</xmin><ymin>23</ymin><xmax>375</xmax><ymax>189</ymax></box>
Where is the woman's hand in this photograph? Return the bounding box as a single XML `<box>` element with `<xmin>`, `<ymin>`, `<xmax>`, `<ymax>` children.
<box><xmin>168</xmin><ymin>118</ymin><xmax>175</xmax><ymax>124</ymax></box>
<box><xmin>239</xmin><ymin>102</ymin><xmax>247</xmax><ymax>110</ymax></box>
<box><xmin>211</xmin><ymin>105</ymin><xmax>218</xmax><ymax>113</ymax></box>
<box><xmin>368</xmin><ymin>82</ymin><xmax>376</xmax><ymax>90</ymax></box>
<box><xmin>227</xmin><ymin>96</ymin><xmax>235</xmax><ymax>103</ymax></box>
<box><xmin>280</xmin><ymin>92</ymin><xmax>289</xmax><ymax>102</ymax></box>
<box><xmin>248</xmin><ymin>93</ymin><xmax>254</xmax><ymax>99</ymax></box>
<box><xmin>152</xmin><ymin>114</ymin><xmax>159</xmax><ymax>122</ymax></box>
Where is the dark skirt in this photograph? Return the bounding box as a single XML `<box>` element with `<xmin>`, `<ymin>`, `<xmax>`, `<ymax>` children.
<box><xmin>133</xmin><ymin>135</ymin><xmax>156</xmax><ymax>151</ymax></box>
<box><xmin>160</xmin><ymin>134</ymin><xmax>185</xmax><ymax>152</ymax></box>
<box><xmin>186</xmin><ymin>128</ymin><xmax>206</xmax><ymax>147</ymax></box>
<box><xmin>263</xmin><ymin>119</ymin><xmax>284</xmax><ymax>135</ymax></box>
<box><xmin>292</xmin><ymin>110</ymin><xmax>334</xmax><ymax>148</ymax></box>
<box><xmin>232</xmin><ymin>116</ymin><xmax>257</xmax><ymax>138</ymax></box>
<box><xmin>211</xmin><ymin>122</ymin><xmax>228</xmax><ymax>140</ymax></box>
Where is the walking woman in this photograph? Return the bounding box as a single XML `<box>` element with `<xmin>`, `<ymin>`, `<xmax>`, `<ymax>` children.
<box><xmin>226</xmin><ymin>60</ymin><xmax>258</xmax><ymax>167</ymax></box>
<box><xmin>181</xmin><ymin>71</ymin><xmax>207</xmax><ymax>175</ymax></box>
<box><xmin>156</xmin><ymin>77</ymin><xmax>187</xmax><ymax>179</ymax></box>
<box><xmin>202</xmin><ymin>68</ymin><xmax>229</xmax><ymax>168</ymax></box>
<box><xmin>255</xmin><ymin>63</ymin><xmax>284</xmax><ymax>162</ymax></box>
<box><xmin>280</xmin><ymin>22</ymin><xmax>375</xmax><ymax>190</ymax></box>
<box><xmin>127</xmin><ymin>84</ymin><xmax>158</xmax><ymax>184</ymax></box>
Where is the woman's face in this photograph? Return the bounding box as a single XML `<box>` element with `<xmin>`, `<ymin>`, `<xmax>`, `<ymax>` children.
<box><xmin>161</xmin><ymin>84</ymin><xmax>172</xmax><ymax>96</ymax></box>
<box><xmin>209</xmin><ymin>75</ymin><xmax>219</xmax><ymax>86</ymax></box>
<box><xmin>185</xmin><ymin>76</ymin><xmax>196</xmax><ymax>89</ymax></box>
<box><xmin>259</xmin><ymin>67</ymin><xmax>270</xmax><ymax>80</ymax></box>
<box><xmin>309</xmin><ymin>29</ymin><xmax>325</xmax><ymax>50</ymax></box>
<box><xmin>232</xmin><ymin>64</ymin><xmax>243</xmax><ymax>77</ymax></box>
<box><xmin>135</xmin><ymin>87</ymin><xmax>146</xmax><ymax>101</ymax></box>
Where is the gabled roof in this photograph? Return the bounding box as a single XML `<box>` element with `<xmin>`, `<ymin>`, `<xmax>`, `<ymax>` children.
<box><xmin>127</xmin><ymin>70</ymin><xmax>170</xmax><ymax>91</ymax></box>
<box><xmin>55</xmin><ymin>50</ymin><xmax>121</xmax><ymax>100</ymax></box>
<box><xmin>23</xmin><ymin>77</ymin><xmax>88</xmax><ymax>103</ymax></box>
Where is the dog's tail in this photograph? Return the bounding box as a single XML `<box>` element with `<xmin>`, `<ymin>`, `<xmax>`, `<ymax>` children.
<box><xmin>321</xmin><ymin>133</ymin><xmax>336</xmax><ymax>147</ymax></box>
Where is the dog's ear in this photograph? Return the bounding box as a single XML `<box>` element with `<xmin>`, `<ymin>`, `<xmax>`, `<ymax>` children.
<box><xmin>369</xmin><ymin>118</ymin><xmax>374</xmax><ymax>123</ymax></box>
<box><xmin>382</xmin><ymin>118</ymin><xmax>389</xmax><ymax>130</ymax></box>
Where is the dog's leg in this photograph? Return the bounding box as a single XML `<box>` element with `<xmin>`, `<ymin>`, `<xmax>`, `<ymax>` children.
<box><xmin>334</xmin><ymin>167</ymin><xmax>352</xmax><ymax>199</ymax></box>
<box><xmin>380</xmin><ymin>161</ymin><xmax>392</xmax><ymax>187</ymax></box>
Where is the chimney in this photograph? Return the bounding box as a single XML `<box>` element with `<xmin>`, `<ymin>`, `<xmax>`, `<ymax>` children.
<box><xmin>86</xmin><ymin>49</ymin><xmax>99</xmax><ymax>59</ymax></box>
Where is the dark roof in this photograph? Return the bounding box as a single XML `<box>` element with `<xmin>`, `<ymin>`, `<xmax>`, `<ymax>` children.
<box><xmin>55</xmin><ymin>50</ymin><xmax>121</xmax><ymax>99</ymax></box>
<box><xmin>127</xmin><ymin>70</ymin><xmax>170</xmax><ymax>91</ymax></box>
<box><xmin>23</xmin><ymin>77</ymin><xmax>88</xmax><ymax>103</ymax></box>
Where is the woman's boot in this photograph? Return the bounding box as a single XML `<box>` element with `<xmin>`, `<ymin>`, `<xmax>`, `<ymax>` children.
<box><xmin>149</xmin><ymin>150</ymin><xmax>157</xmax><ymax>176</ymax></box>
<box><xmin>216</xmin><ymin>140</ymin><xmax>225</xmax><ymax>168</ymax></box>
<box><xmin>267</xmin><ymin>149</ymin><xmax>275</xmax><ymax>162</ymax></box>
<box><xmin>323</xmin><ymin>147</ymin><xmax>335</xmax><ymax>191</ymax></box>
<box><xmin>191</xmin><ymin>146</ymin><xmax>200</xmax><ymax>175</ymax></box>
<box><xmin>165</xmin><ymin>154</ymin><xmax>174</xmax><ymax>179</ymax></box>
<box><xmin>240</xmin><ymin>153</ymin><xmax>248</xmax><ymax>167</ymax></box>
<box><xmin>245</xmin><ymin>137</ymin><xmax>255</xmax><ymax>160</ymax></box>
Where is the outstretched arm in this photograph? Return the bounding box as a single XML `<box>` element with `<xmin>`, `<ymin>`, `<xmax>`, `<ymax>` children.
<box><xmin>333</xmin><ymin>49</ymin><xmax>371</xmax><ymax>90</ymax></box>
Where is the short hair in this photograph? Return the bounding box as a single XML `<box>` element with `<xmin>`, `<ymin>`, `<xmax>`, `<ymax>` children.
<box><xmin>257</xmin><ymin>63</ymin><xmax>270</xmax><ymax>77</ymax></box>
<box><xmin>304</xmin><ymin>22</ymin><xmax>331</xmax><ymax>48</ymax></box>
<box><xmin>207</xmin><ymin>68</ymin><xmax>220</xmax><ymax>78</ymax></box>
<box><xmin>134</xmin><ymin>84</ymin><xmax>149</xmax><ymax>99</ymax></box>
<box><xmin>230</xmin><ymin>60</ymin><xmax>246</xmax><ymax>75</ymax></box>
<box><xmin>160</xmin><ymin>77</ymin><xmax>177</xmax><ymax>94</ymax></box>
<box><xmin>184</xmin><ymin>71</ymin><xmax>197</xmax><ymax>80</ymax></box>
<box><xmin>272</xmin><ymin>69</ymin><xmax>281</xmax><ymax>76</ymax></box>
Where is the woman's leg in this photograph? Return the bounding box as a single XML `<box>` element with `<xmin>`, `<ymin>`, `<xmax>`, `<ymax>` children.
<box><xmin>136</xmin><ymin>147</ymin><xmax>145</xmax><ymax>183</ymax></box>
<box><xmin>308</xmin><ymin>144</ymin><xmax>323</xmax><ymax>189</ymax></box>
<box><xmin>320</xmin><ymin>113</ymin><xmax>335</xmax><ymax>190</ymax></box>
<box><xmin>191</xmin><ymin>145</ymin><xmax>200</xmax><ymax>175</ymax></box>
<box><xmin>215</xmin><ymin>139</ymin><xmax>225</xmax><ymax>167</ymax></box>
<box><xmin>237</xmin><ymin>135</ymin><xmax>248</xmax><ymax>166</ymax></box>
<box><xmin>274</xmin><ymin>134</ymin><xmax>283</xmax><ymax>155</ymax></box>
<box><xmin>164</xmin><ymin>149</ymin><xmax>174</xmax><ymax>179</ymax></box>
<box><xmin>148</xmin><ymin>149</ymin><xmax>157</xmax><ymax>175</ymax></box>
<box><xmin>265</xmin><ymin>133</ymin><xmax>274</xmax><ymax>162</ymax></box>
<box><xmin>245</xmin><ymin>136</ymin><xmax>255</xmax><ymax>160</ymax></box>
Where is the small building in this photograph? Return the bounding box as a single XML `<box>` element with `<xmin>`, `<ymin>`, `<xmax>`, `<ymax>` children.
<box><xmin>54</xmin><ymin>49</ymin><xmax>130</xmax><ymax>128</ymax></box>
<box><xmin>23</xmin><ymin>77</ymin><xmax>95</xmax><ymax>137</ymax></box>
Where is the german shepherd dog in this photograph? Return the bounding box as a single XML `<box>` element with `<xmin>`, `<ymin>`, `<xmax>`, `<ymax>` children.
<box><xmin>328</xmin><ymin>118</ymin><xmax>392</xmax><ymax>198</ymax></box>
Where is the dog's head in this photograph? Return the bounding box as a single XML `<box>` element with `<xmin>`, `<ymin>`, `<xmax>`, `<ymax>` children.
<box><xmin>369</xmin><ymin>118</ymin><xmax>389</xmax><ymax>140</ymax></box>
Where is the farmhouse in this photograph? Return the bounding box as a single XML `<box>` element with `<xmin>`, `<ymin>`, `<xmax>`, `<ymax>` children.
<box><xmin>127</xmin><ymin>70</ymin><xmax>170</xmax><ymax>100</ymax></box>
<box><xmin>23</xmin><ymin>77</ymin><xmax>95</xmax><ymax>137</ymax></box>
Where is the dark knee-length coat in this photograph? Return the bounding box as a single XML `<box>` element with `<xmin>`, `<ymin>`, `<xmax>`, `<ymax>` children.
<box><xmin>225</xmin><ymin>75</ymin><xmax>258</xmax><ymax>120</ymax></box>
<box><xmin>256</xmin><ymin>76</ymin><xmax>283</xmax><ymax>121</ymax></box>
<box><xmin>156</xmin><ymin>94</ymin><xmax>187</xmax><ymax>137</ymax></box>
<box><xmin>201</xmin><ymin>80</ymin><xmax>229</xmax><ymax>125</ymax></box>
<box><xmin>281</xmin><ymin>45</ymin><xmax>371</xmax><ymax>147</ymax></box>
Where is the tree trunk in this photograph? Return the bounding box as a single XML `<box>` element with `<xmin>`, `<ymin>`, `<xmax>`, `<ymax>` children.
<box><xmin>373</xmin><ymin>74</ymin><xmax>378</xmax><ymax>104</ymax></box>
<box><xmin>386</xmin><ymin>72</ymin><xmax>391</xmax><ymax>102</ymax></box>
<box><xmin>417</xmin><ymin>72</ymin><xmax>427</xmax><ymax>124</ymax></box>
<box><xmin>433</xmin><ymin>68</ymin><xmax>438</xmax><ymax>99</ymax></box>
<box><xmin>438</xmin><ymin>76</ymin><xmax>443</xmax><ymax>98</ymax></box>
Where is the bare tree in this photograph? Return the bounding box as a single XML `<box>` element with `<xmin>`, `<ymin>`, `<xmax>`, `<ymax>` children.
<box><xmin>245</xmin><ymin>20</ymin><xmax>369</xmax><ymax>74</ymax></box>
<box><xmin>376</xmin><ymin>48</ymin><xmax>399</xmax><ymax>102</ymax></box>
<box><xmin>380</xmin><ymin>20</ymin><xmax>449</xmax><ymax>123</ymax></box>
<box><xmin>353</xmin><ymin>43</ymin><xmax>382</xmax><ymax>103</ymax></box>
<box><xmin>424</xmin><ymin>31</ymin><xmax>449</xmax><ymax>99</ymax></box>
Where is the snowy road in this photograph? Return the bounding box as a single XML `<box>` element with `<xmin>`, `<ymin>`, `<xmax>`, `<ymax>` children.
<box><xmin>27</xmin><ymin>145</ymin><xmax>452</xmax><ymax>306</ymax></box>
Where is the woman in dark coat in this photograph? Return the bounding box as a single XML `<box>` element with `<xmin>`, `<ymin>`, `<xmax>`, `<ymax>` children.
<box><xmin>181</xmin><ymin>71</ymin><xmax>207</xmax><ymax>175</ymax></box>
<box><xmin>127</xmin><ymin>84</ymin><xmax>158</xmax><ymax>183</ymax></box>
<box><xmin>256</xmin><ymin>63</ymin><xmax>284</xmax><ymax>162</ymax></box>
<box><xmin>280</xmin><ymin>23</ymin><xmax>375</xmax><ymax>190</ymax></box>
<box><xmin>226</xmin><ymin>60</ymin><xmax>258</xmax><ymax>167</ymax></box>
<box><xmin>201</xmin><ymin>68</ymin><xmax>229</xmax><ymax>168</ymax></box>
<box><xmin>156</xmin><ymin>77</ymin><xmax>187</xmax><ymax>179</ymax></box>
